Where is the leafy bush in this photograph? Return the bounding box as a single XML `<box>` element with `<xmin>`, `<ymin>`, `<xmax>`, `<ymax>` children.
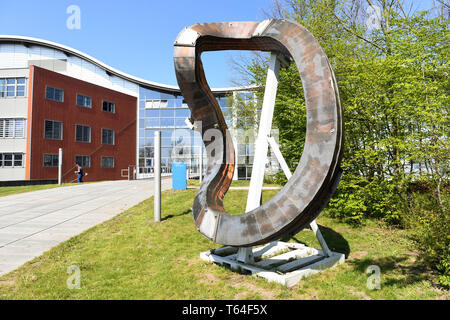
<box><xmin>437</xmin><ymin>259</ymin><xmax>450</xmax><ymax>290</ymax></box>
<box><xmin>400</xmin><ymin>191</ymin><xmax>449</xmax><ymax>289</ymax></box>
<box><xmin>264</xmin><ymin>170</ymin><xmax>288</xmax><ymax>186</ymax></box>
<box><xmin>327</xmin><ymin>174</ymin><xmax>401</xmax><ymax>225</ymax></box>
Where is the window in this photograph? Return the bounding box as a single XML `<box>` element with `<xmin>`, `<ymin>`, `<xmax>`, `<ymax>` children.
<box><xmin>13</xmin><ymin>153</ymin><xmax>22</xmax><ymax>167</ymax></box>
<box><xmin>0</xmin><ymin>119</ymin><xmax>25</xmax><ymax>138</ymax></box>
<box><xmin>44</xmin><ymin>120</ymin><xmax>63</xmax><ymax>140</ymax></box>
<box><xmin>101</xmin><ymin>157</ymin><xmax>114</xmax><ymax>168</ymax></box>
<box><xmin>76</xmin><ymin>125</ymin><xmax>91</xmax><ymax>143</ymax></box>
<box><xmin>0</xmin><ymin>153</ymin><xmax>23</xmax><ymax>168</ymax></box>
<box><xmin>0</xmin><ymin>79</ymin><xmax>4</xmax><ymax>98</ymax></box>
<box><xmin>145</xmin><ymin>118</ymin><xmax>159</xmax><ymax>128</ymax></box>
<box><xmin>161</xmin><ymin>118</ymin><xmax>175</xmax><ymax>127</ymax></box>
<box><xmin>75</xmin><ymin>155</ymin><xmax>90</xmax><ymax>168</ymax></box>
<box><xmin>76</xmin><ymin>94</ymin><xmax>92</xmax><ymax>108</ymax></box>
<box><xmin>145</xmin><ymin>99</ymin><xmax>168</xmax><ymax>109</ymax></box>
<box><xmin>102</xmin><ymin>100</ymin><xmax>115</xmax><ymax>113</ymax></box>
<box><xmin>102</xmin><ymin>128</ymin><xmax>114</xmax><ymax>145</ymax></box>
<box><xmin>46</xmin><ymin>86</ymin><xmax>64</xmax><ymax>102</ymax></box>
<box><xmin>0</xmin><ymin>78</ymin><xmax>26</xmax><ymax>98</ymax></box>
<box><xmin>0</xmin><ymin>119</ymin><xmax>13</xmax><ymax>138</ymax></box>
<box><xmin>43</xmin><ymin>154</ymin><xmax>59</xmax><ymax>167</ymax></box>
<box><xmin>175</xmin><ymin>108</ymin><xmax>190</xmax><ymax>117</ymax></box>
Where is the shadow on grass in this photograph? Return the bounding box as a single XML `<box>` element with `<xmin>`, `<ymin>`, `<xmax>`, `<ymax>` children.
<box><xmin>161</xmin><ymin>209</ymin><xmax>191</xmax><ymax>221</ymax></box>
<box><xmin>281</xmin><ymin>224</ymin><xmax>351</xmax><ymax>258</ymax></box>
<box><xmin>348</xmin><ymin>255</ymin><xmax>439</xmax><ymax>288</ymax></box>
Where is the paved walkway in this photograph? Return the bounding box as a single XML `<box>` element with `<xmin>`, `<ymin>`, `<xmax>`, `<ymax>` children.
<box><xmin>0</xmin><ymin>178</ymin><xmax>171</xmax><ymax>276</ymax></box>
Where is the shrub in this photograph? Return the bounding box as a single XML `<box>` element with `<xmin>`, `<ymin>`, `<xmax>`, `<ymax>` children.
<box><xmin>401</xmin><ymin>191</ymin><xmax>449</xmax><ymax>289</ymax></box>
<box><xmin>327</xmin><ymin>174</ymin><xmax>401</xmax><ymax>225</ymax></box>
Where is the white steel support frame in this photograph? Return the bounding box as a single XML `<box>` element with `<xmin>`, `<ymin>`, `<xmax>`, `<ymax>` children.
<box><xmin>201</xmin><ymin>53</ymin><xmax>344</xmax><ymax>286</ymax></box>
<box><xmin>236</xmin><ymin>53</ymin><xmax>281</xmax><ymax>264</ymax></box>
<box><xmin>245</xmin><ymin>53</ymin><xmax>280</xmax><ymax>213</ymax></box>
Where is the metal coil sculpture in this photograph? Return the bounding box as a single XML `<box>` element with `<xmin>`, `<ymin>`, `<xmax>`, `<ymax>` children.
<box><xmin>174</xmin><ymin>19</ymin><xmax>343</xmax><ymax>247</ymax></box>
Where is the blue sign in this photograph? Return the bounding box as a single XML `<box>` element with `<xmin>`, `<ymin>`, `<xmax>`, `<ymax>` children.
<box><xmin>172</xmin><ymin>162</ymin><xmax>187</xmax><ymax>190</ymax></box>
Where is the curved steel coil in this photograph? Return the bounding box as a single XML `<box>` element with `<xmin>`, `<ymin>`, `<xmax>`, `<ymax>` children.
<box><xmin>174</xmin><ymin>19</ymin><xmax>343</xmax><ymax>247</ymax></box>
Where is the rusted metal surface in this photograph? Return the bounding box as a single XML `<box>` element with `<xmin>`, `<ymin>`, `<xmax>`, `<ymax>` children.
<box><xmin>174</xmin><ymin>19</ymin><xmax>343</xmax><ymax>247</ymax></box>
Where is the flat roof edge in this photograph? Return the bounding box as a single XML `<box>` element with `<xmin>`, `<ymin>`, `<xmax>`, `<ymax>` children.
<box><xmin>0</xmin><ymin>35</ymin><xmax>259</xmax><ymax>94</ymax></box>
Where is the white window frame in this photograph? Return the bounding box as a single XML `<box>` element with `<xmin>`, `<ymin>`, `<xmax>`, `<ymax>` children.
<box><xmin>43</xmin><ymin>154</ymin><xmax>59</xmax><ymax>167</ymax></box>
<box><xmin>0</xmin><ymin>78</ymin><xmax>27</xmax><ymax>98</ymax></box>
<box><xmin>0</xmin><ymin>153</ymin><xmax>24</xmax><ymax>168</ymax></box>
<box><xmin>76</xmin><ymin>93</ymin><xmax>92</xmax><ymax>108</ymax></box>
<box><xmin>75</xmin><ymin>155</ymin><xmax>91</xmax><ymax>168</ymax></box>
<box><xmin>44</xmin><ymin>120</ymin><xmax>63</xmax><ymax>140</ymax></box>
<box><xmin>0</xmin><ymin>118</ymin><xmax>26</xmax><ymax>139</ymax></box>
<box><xmin>101</xmin><ymin>156</ymin><xmax>114</xmax><ymax>168</ymax></box>
<box><xmin>101</xmin><ymin>128</ymin><xmax>115</xmax><ymax>145</ymax></box>
<box><xmin>102</xmin><ymin>100</ymin><xmax>115</xmax><ymax>113</ymax></box>
<box><xmin>45</xmin><ymin>85</ymin><xmax>64</xmax><ymax>102</ymax></box>
<box><xmin>75</xmin><ymin>124</ymin><xmax>91</xmax><ymax>143</ymax></box>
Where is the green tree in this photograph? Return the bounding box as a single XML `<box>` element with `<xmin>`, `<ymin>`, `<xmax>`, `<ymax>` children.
<box><xmin>233</xmin><ymin>0</ymin><xmax>449</xmax><ymax>285</ymax></box>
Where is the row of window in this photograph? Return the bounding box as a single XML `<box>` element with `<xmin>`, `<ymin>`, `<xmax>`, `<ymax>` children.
<box><xmin>146</xmin><ymin>99</ymin><xmax>171</xmax><ymax>109</ymax></box>
<box><xmin>142</xmin><ymin>108</ymin><xmax>191</xmax><ymax>118</ymax></box>
<box><xmin>44</xmin><ymin>120</ymin><xmax>115</xmax><ymax>144</ymax></box>
<box><xmin>0</xmin><ymin>153</ymin><xmax>23</xmax><ymax>167</ymax></box>
<box><xmin>43</xmin><ymin>154</ymin><xmax>114</xmax><ymax>168</ymax></box>
<box><xmin>0</xmin><ymin>119</ymin><xmax>25</xmax><ymax>138</ymax></box>
<box><xmin>0</xmin><ymin>78</ymin><xmax>26</xmax><ymax>98</ymax></box>
<box><xmin>45</xmin><ymin>87</ymin><xmax>116</xmax><ymax>113</ymax></box>
<box><xmin>0</xmin><ymin>153</ymin><xmax>114</xmax><ymax>169</ymax></box>
<box><xmin>143</xmin><ymin>118</ymin><xmax>189</xmax><ymax>128</ymax></box>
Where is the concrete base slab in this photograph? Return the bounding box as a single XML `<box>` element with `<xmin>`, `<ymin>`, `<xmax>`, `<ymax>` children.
<box><xmin>200</xmin><ymin>241</ymin><xmax>345</xmax><ymax>287</ymax></box>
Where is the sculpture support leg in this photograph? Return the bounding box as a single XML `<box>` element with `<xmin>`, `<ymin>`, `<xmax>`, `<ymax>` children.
<box><xmin>268</xmin><ymin>134</ymin><xmax>332</xmax><ymax>257</ymax></box>
<box><xmin>310</xmin><ymin>220</ymin><xmax>332</xmax><ymax>257</ymax></box>
<box><xmin>237</xmin><ymin>247</ymin><xmax>254</xmax><ymax>264</ymax></box>
<box><xmin>236</xmin><ymin>53</ymin><xmax>280</xmax><ymax>263</ymax></box>
<box><xmin>246</xmin><ymin>53</ymin><xmax>281</xmax><ymax>213</ymax></box>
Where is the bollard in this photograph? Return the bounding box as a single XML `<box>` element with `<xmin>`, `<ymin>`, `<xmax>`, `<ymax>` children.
<box><xmin>154</xmin><ymin>131</ymin><xmax>161</xmax><ymax>222</ymax></box>
<box><xmin>58</xmin><ymin>148</ymin><xmax>63</xmax><ymax>186</ymax></box>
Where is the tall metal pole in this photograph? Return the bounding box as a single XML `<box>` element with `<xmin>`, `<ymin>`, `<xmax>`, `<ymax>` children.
<box><xmin>199</xmin><ymin>145</ymin><xmax>203</xmax><ymax>184</ymax></box>
<box><xmin>154</xmin><ymin>131</ymin><xmax>161</xmax><ymax>222</ymax></box>
<box><xmin>58</xmin><ymin>148</ymin><xmax>63</xmax><ymax>186</ymax></box>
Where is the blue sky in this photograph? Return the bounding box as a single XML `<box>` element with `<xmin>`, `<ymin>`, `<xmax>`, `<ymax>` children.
<box><xmin>0</xmin><ymin>0</ymin><xmax>438</xmax><ymax>88</ymax></box>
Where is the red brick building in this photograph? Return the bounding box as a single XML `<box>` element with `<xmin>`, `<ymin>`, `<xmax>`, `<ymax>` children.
<box><xmin>25</xmin><ymin>66</ymin><xmax>137</xmax><ymax>183</ymax></box>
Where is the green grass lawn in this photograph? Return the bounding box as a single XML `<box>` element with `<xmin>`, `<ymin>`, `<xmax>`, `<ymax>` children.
<box><xmin>0</xmin><ymin>188</ymin><xmax>447</xmax><ymax>300</ymax></box>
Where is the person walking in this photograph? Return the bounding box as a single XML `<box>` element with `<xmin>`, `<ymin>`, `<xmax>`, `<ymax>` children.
<box><xmin>75</xmin><ymin>163</ymin><xmax>84</xmax><ymax>183</ymax></box>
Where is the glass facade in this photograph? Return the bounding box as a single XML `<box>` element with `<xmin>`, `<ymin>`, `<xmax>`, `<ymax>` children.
<box><xmin>138</xmin><ymin>86</ymin><xmax>203</xmax><ymax>177</ymax></box>
<box><xmin>137</xmin><ymin>86</ymin><xmax>262</xmax><ymax>180</ymax></box>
